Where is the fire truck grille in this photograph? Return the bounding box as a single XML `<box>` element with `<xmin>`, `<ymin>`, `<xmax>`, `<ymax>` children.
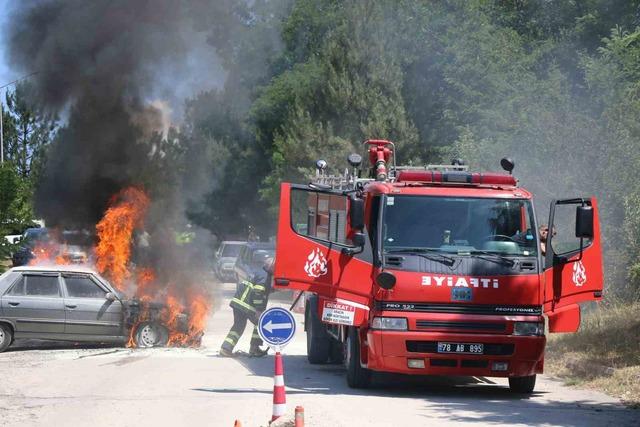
<box><xmin>406</xmin><ymin>341</ymin><xmax>515</xmax><ymax>356</ymax></box>
<box><xmin>415</xmin><ymin>320</ymin><xmax>506</xmax><ymax>332</ymax></box>
<box><xmin>377</xmin><ymin>301</ymin><xmax>542</xmax><ymax>316</ymax></box>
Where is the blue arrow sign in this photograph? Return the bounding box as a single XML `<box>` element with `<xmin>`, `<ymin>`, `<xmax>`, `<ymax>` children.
<box><xmin>258</xmin><ymin>307</ymin><xmax>296</xmax><ymax>348</ymax></box>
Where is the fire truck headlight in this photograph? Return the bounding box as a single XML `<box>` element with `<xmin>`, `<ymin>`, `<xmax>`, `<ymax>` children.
<box><xmin>513</xmin><ymin>322</ymin><xmax>544</xmax><ymax>336</ymax></box>
<box><xmin>371</xmin><ymin>317</ymin><xmax>408</xmax><ymax>331</ymax></box>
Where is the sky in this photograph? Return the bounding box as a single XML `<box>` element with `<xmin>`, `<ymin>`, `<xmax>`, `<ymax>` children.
<box><xmin>0</xmin><ymin>4</ymin><xmax>20</xmax><ymax>96</ymax></box>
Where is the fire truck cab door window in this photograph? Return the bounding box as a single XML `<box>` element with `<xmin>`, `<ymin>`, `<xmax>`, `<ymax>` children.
<box><xmin>0</xmin><ymin>273</ymin><xmax>65</xmax><ymax>334</ymax></box>
<box><xmin>62</xmin><ymin>274</ymin><xmax>122</xmax><ymax>337</ymax></box>
<box><xmin>549</xmin><ymin>204</ymin><xmax>592</xmax><ymax>256</ymax></box>
<box><xmin>275</xmin><ymin>183</ymin><xmax>373</xmax><ymax>309</ymax></box>
<box><xmin>290</xmin><ymin>188</ymin><xmax>353</xmax><ymax>246</ymax></box>
<box><xmin>544</xmin><ymin>198</ymin><xmax>604</xmax><ymax>327</ymax></box>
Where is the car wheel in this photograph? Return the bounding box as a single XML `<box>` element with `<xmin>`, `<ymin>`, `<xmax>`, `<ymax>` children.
<box><xmin>345</xmin><ymin>327</ymin><xmax>371</xmax><ymax>388</ymax></box>
<box><xmin>0</xmin><ymin>323</ymin><xmax>13</xmax><ymax>352</ymax></box>
<box><xmin>134</xmin><ymin>322</ymin><xmax>169</xmax><ymax>348</ymax></box>
<box><xmin>306</xmin><ymin>300</ymin><xmax>330</xmax><ymax>364</ymax></box>
<box><xmin>509</xmin><ymin>374</ymin><xmax>536</xmax><ymax>394</ymax></box>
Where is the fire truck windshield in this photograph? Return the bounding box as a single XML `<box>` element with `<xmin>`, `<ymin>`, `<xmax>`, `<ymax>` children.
<box><xmin>382</xmin><ymin>196</ymin><xmax>537</xmax><ymax>256</ymax></box>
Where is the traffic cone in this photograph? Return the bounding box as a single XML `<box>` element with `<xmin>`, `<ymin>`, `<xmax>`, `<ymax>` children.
<box><xmin>272</xmin><ymin>351</ymin><xmax>286</xmax><ymax>421</ymax></box>
<box><xmin>295</xmin><ymin>406</ymin><xmax>305</xmax><ymax>427</ymax></box>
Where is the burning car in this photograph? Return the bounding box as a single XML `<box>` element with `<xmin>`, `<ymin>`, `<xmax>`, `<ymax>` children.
<box><xmin>0</xmin><ymin>265</ymin><xmax>199</xmax><ymax>353</ymax></box>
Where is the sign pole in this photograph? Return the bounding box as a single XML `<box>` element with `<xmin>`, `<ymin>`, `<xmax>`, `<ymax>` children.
<box><xmin>258</xmin><ymin>308</ymin><xmax>296</xmax><ymax>423</ymax></box>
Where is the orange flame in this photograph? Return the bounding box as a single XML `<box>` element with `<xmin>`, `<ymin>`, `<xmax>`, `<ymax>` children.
<box><xmin>94</xmin><ymin>186</ymin><xmax>210</xmax><ymax>348</ymax></box>
<box><xmin>28</xmin><ymin>240</ymin><xmax>76</xmax><ymax>266</ymax></box>
<box><xmin>95</xmin><ymin>187</ymin><xmax>150</xmax><ymax>291</ymax></box>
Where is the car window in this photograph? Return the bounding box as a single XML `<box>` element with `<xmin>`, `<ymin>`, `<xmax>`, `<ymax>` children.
<box><xmin>251</xmin><ymin>249</ymin><xmax>275</xmax><ymax>264</ymax></box>
<box><xmin>239</xmin><ymin>246</ymin><xmax>248</xmax><ymax>263</ymax></box>
<box><xmin>25</xmin><ymin>275</ymin><xmax>60</xmax><ymax>297</ymax></box>
<box><xmin>7</xmin><ymin>276</ymin><xmax>25</xmax><ymax>296</ymax></box>
<box><xmin>64</xmin><ymin>275</ymin><xmax>106</xmax><ymax>298</ymax></box>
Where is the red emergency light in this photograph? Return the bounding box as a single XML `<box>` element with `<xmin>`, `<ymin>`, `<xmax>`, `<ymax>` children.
<box><xmin>396</xmin><ymin>170</ymin><xmax>517</xmax><ymax>187</ymax></box>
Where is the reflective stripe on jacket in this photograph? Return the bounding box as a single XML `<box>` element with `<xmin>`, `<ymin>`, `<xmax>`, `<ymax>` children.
<box><xmin>230</xmin><ymin>280</ymin><xmax>268</xmax><ymax>314</ymax></box>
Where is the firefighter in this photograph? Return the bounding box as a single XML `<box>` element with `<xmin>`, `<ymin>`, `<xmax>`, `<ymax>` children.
<box><xmin>219</xmin><ymin>257</ymin><xmax>274</xmax><ymax>357</ymax></box>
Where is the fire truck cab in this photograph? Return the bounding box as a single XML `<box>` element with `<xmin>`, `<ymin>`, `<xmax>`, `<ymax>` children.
<box><xmin>274</xmin><ymin>140</ymin><xmax>603</xmax><ymax>392</ymax></box>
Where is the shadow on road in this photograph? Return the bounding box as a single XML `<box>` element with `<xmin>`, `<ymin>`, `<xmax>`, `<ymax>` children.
<box><xmin>6</xmin><ymin>339</ymin><xmax>123</xmax><ymax>352</ymax></box>
<box><xmin>195</xmin><ymin>354</ymin><xmax>639</xmax><ymax>426</ymax></box>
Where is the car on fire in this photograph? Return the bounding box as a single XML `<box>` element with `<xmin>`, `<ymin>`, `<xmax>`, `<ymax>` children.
<box><xmin>213</xmin><ymin>240</ymin><xmax>246</xmax><ymax>282</ymax></box>
<box><xmin>0</xmin><ymin>265</ymin><xmax>188</xmax><ymax>352</ymax></box>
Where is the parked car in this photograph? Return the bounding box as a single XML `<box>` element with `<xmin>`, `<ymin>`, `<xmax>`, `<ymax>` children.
<box><xmin>234</xmin><ymin>242</ymin><xmax>275</xmax><ymax>284</ymax></box>
<box><xmin>0</xmin><ymin>266</ymin><xmax>188</xmax><ymax>352</ymax></box>
<box><xmin>11</xmin><ymin>227</ymin><xmax>51</xmax><ymax>266</ymax></box>
<box><xmin>213</xmin><ymin>240</ymin><xmax>246</xmax><ymax>282</ymax></box>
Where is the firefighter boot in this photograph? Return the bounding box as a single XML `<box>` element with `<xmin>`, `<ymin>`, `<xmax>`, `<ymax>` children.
<box><xmin>219</xmin><ymin>347</ymin><xmax>236</xmax><ymax>357</ymax></box>
<box><xmin>249</xmin><ymin>345</ymin><xmax>269</xmax><ymax>357</ymax></box>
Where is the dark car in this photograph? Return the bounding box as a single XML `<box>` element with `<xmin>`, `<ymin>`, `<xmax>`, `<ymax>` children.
<box><xmin>11</xmin><ymin>228</ymin><xmax>50</xmax><ymax>266</ymax></box>
<box><xmin>234</xmin><ymin>242</ymin><xmax>275</xmax><ymax>284</ymax></box>
<box><xmin>213</xmin><ymin>240</ymin><xmax>246</xmax><ymax>282</ymax></box>
<box><xmin>0</xmin><ymin>266</ymin><xmax>191</xmax><ymax>352</ymax></box>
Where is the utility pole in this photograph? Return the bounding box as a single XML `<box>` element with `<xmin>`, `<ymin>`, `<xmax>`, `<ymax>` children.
<box><xmin>0</xmin><ymin>72</ymin><xmax>38</xmax><ymax>164</ymax></box>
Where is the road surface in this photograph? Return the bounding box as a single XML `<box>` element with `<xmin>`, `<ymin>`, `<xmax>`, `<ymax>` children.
<box><xmin>1</xmin><ymin>282</ymin><xmax>638</xmax><ymax>426</ymax></box>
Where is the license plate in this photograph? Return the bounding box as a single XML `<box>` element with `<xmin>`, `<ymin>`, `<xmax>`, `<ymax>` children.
<box><xmin>437</xmin><ymin>342</ymin><xmax>484</xmax><ymax>354</ymax></box>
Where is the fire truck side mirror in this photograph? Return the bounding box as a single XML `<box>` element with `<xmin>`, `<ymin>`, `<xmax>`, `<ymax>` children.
<box><xmin>575</xmin><ymin>205</ymin><xmax>594</xmax><ymax>238</ymax></box>
<box><xmin>352</xmin><ymin>232</ymin><xmax>366</xmax><ymax>247</ymax></box>
<box><xmin>349</xmin><ymin>196</ymin><xmax>365</xmax><ymax>231</ymax></box>
<box><xmin>376</xmin><ymin>271</ymin><xmax>396</xmax><ymax>290</ymax></box>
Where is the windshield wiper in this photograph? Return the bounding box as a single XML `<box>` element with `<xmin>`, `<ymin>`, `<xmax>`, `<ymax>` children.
<box><xmin>465</xmin><ymin>250</ymin><xmax>516</xmax><ymax>267</ymax></box>
<box><xmin>385</xmin><ymin>248</ymin><xmax>456</xmax><ymax>267</ymax></box>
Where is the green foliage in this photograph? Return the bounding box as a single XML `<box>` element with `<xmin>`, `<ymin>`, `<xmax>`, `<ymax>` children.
<box><xmin>174</xmin><ymin>0</ymin><xmax>640</xmax><ymax>298</ymax></box>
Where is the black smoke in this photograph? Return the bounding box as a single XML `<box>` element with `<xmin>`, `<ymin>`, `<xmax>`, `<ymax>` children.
<box><xmin>5</xmin><ymin>0</ymin><xmax>235</xmax><ymax>228</ymax></box>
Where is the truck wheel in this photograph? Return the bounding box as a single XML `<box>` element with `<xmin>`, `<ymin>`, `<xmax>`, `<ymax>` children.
<box><xmin>0</xmin><ymin>323</ymin><xmax>13</xmax><ymax>352</ymax></box>
<box><xmin>306</xmin><ymin>303</ymin><xmax>330</xmax><ymax>364</ymax></box>
<box><xmin>345</xmin><ymin>327</ymin><xmax>371</xmax><ymax>388</ymax></box>
<box><xmin>509</xmin><ymin>374</ymin><xmax>536</xmax><ymax>394</ymax></box>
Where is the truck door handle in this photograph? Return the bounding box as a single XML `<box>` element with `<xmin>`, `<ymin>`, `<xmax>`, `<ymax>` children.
<box><xmin>65</xmin><ymin>304</ymin><xmax>77</xmax><ymax>309</ymax></box>
<box><xmin>8</xmin><ymin>302</ymin><xmax>20</xmax><ymax>306</ymax></box>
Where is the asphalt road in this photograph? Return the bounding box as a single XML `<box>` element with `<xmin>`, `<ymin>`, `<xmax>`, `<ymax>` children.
<box><xmin>1</xmin><ymin>282</ymin><xmax>638</xmax><ymax>427</ymax></box>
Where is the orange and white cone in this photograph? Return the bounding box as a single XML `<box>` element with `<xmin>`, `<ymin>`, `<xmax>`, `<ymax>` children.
<box><xmin>272</xmin><ymin>351</ymin><xmax>286</xmax><ymax>421</ymax></box>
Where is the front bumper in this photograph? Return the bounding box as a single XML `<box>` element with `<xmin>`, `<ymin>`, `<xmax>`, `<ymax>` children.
<box><xmin>366</xmin><ymin>329</ymin><xmax>545</xmax><ymax>377</ymax></box>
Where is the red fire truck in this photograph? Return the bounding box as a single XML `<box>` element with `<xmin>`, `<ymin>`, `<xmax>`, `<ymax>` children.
<box><xmin>274</xmin><ymin>139</ymin><xmax>603</xmax><ymax>393</ymax></box>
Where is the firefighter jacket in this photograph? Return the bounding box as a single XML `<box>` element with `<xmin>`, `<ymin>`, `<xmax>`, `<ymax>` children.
<box><xmin>230</xmin><ymin>271</ymin><xmax>272</xmax><ymax>317</ymax></box>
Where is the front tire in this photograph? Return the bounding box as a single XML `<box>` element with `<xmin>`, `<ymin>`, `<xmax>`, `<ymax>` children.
<box><xmin>0</xmin><ymin>323</ymin><xmax>13</xmax><ymax>352</ymax></box>
<box><xmin>345</xmin><ymin>327</ymin><xmax>371</xmax><ymax>388</ymax></box>
<box><xmin>134</xmin><ymin>322</ymin><xmax>169</xmax><ymax>348</ymax></box>
<box><xmin>509</xmin><ymin>374</ymin><xmax>536</xmax><ymax>394</ymax></box>
<box><xmin>306</xmin><ymin>301</ymin><xmax>330</xmax><ymax>364</ymax></box>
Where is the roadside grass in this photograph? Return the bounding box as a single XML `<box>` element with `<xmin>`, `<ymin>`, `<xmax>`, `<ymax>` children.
<box><xmin>545</xmin><ymin>302</ymin><xmax>640</xmax><ymax>408</ymax></box>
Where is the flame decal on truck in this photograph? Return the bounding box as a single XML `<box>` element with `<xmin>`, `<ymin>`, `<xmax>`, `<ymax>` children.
<box><xmin>304</xmin><ymin>248</ymin><xmax>328</xmax><ymax>278</ymax></box>
<box><xmin>572</xmin><ymin>260</ymin><xmax>587</xmax><ymax>287</ymax></box>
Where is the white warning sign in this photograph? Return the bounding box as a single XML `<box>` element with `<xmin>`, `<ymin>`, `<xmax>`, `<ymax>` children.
<box><xmin>321</xmin><ymin>301</ymin><xmax>356</xmax><ymax>326</ymax></box>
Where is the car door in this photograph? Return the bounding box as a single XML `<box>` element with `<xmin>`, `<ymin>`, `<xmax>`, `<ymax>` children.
<box><xmin>61</xmin><ymin>273</ymin><xmax>123</xmax><ymax>338</ymax></box>
<box><xmin>274</xmin><ymin>183</ymin><xmax>373</xmax><ymax>325</ymax></box>
<box><xmin>0</xmin><ymin>272</ymin><xmax>65</xmax><ymax>334</ymax></box>
<box><xmin>543</xmin><ymin>198</ymin><xmax>604</xmax><ymax>332</ymax></box>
